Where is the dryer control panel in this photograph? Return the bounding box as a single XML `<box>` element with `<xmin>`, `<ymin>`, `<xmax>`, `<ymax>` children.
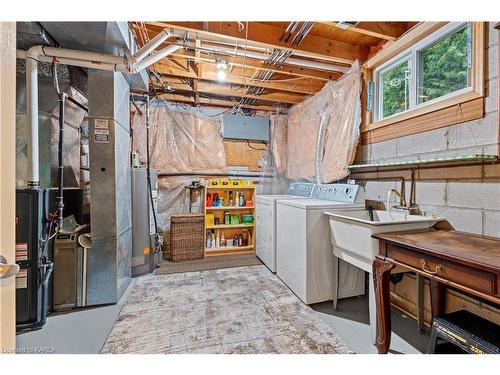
<box><xmin>314</xmin><ymin>183</ymin><xmax>365</xmax><ymax>203</ymax></box>
<box><xmin>287</xmin><ymin>183</ymin><xmax>317</xmax><ymax>197</ymax></box>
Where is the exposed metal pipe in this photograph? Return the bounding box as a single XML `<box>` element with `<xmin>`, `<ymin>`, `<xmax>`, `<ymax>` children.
<box><xmin>158</xmin><ymin>172</ymin><xmax>275</xmax><ymax>178</ymax></box>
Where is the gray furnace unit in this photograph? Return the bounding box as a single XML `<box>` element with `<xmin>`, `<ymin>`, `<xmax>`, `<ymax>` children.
<box><xmin>131</xmin><ymin>168</ymin><xmax>161</xmax><ymax>276</ymax></box>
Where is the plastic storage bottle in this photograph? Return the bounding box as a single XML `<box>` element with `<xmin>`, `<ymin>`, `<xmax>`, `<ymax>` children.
<box><xmin>239</xmin><ymin>193</ymin><xmax>244</xmax><ymax>207</ymax></box>
<box><xmin>206</xmin><ymin>232</ymin><xmax>212</xmax><ymax>248</ymax></box>
<box><xmin>215</xmin><ymin>230</ymin><xmax>220</xmax><ymax>248</ymax></box>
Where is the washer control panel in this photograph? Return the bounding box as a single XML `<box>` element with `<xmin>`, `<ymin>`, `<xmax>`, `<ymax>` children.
<box><xmin>287</xmin><ymin>183</ymin><xmax>317</xmax><ymax>197</ymax></box>
<box><xmin>314</xmin><ymin>183</ymin><xmax>365</xmax><ymax>203</ymax></box>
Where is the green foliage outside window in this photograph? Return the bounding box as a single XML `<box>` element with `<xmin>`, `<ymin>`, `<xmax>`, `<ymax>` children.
<box><xmin>382</xmin><ymin>60</ymin><xmax>410</xmax><ymax>118</ymax></box>
<box><xmin>418</xmin><ymin>26</ymin><xmax>469</xmax><ymax>103</ymax></box>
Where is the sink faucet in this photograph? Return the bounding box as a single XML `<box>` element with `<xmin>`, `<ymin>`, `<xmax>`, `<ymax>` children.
<box><xmin>387</xmin><ymin>174</ymin><xmax>420</xmax><ymax>215</ymax></box>
<box><xmin>388</xmin><ymin>188</ymin><xmax>406</xmax><ymax>207</ymax></box>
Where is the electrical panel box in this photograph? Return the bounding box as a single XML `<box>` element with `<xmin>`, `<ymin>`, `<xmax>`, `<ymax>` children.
<box><xmin>221</xmin><ymin>114</ymin><xmax>270</xmax><ymax>141</ymax></box>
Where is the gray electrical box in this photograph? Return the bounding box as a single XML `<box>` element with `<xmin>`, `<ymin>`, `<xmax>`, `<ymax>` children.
<box><xmin>221</xmin><ymin>114</ymin><xmax>270</xmax><ymax>141</ymax></box>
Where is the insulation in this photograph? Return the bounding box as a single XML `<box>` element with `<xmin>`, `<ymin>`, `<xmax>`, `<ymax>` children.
<box><xmin>319</xmin><ymin>61</ymin><xmax>362</xmax><ymax>182</ymax></box>
<box><xmin>283</xmin><ymin>61</ymin><xmax>362</xmax><ymax>183</ymax></box>
<box><xmin>132</xmin><ymin>102</ymin><xmax>226</xmax><ymax>173</ymax></box>
<box><xmin>132</xmin><ymin>102</ymin><xmax>227</xmax><ymax>231</ymax></box>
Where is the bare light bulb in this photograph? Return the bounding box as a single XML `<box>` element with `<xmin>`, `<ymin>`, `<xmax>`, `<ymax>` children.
<box><xmin>217</xmin><ymin>69</ymin><xmax>227</xmax><ymax>81</ymax></box>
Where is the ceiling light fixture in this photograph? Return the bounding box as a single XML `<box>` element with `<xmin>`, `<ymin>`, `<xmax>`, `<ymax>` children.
<box><xmin>216</xmin><ymin>58</ymin><xmax>228</xmax><ymax>81</ymax></box>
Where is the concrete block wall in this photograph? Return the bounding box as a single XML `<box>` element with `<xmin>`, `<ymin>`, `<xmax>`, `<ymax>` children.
<box><xmin>359</xmin><ymin>22</ymin><xmax>500</xmax><ymax>238</ymax></box>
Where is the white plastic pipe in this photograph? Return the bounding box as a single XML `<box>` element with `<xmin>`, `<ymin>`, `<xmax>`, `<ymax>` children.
<box><xmin>26</xmin><ymin>50</ymin><xmax>40</xmax><ymax>187</ymax></box>
<box><xmin>22</xmin><ymin>30</ymin><xmax>178</xmax><ymax>187</ymax></box>
<box><xmin>134</xmin><ymin>45</ymin><xmax>181</xmax><ymax>72</ymax></box>
<box><xmin>132</xmin><ymin>30</ymin><xmax>172</xmax><ymax>63</ymax></box>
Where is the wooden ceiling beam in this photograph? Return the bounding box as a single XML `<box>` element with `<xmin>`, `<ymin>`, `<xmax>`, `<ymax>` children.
<box><xmin>154</xmin><ymin>63</ymin><xmax>324</xmax><ymax>95</ymax></box>
<box><xmin>165</xmin><ymin>48</ymin><xmax>342</xmax><ymax>81</ymax></box>
<box><xmin>146</xmin><ymin>21</ymin><xmax>369</xmax><ymax>64</ymax></box>
<box><xmin>162</xmin><ymin>80</ymin><xmax>306</xmax><ymax>104</ymax></box>
<box><xmin>316</xmin><ymin>22</ymin><xmax>409</xmax><ymax>41</ymax></box>
<box><xmin>156</xmin><ymin>92</ymin><xmax>280</xmax><ymax>112</ymax></box>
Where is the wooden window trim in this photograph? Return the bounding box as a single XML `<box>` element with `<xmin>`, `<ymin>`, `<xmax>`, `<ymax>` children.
<box><xmin>361</xmin><ymin>22</ymin><xmax>486</xmax><ymax>144</ymax></box>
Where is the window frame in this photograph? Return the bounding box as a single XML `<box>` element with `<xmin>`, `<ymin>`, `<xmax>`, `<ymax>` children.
<box><xmin>362</xmin><ymin>22</ymin><xmax>485</xmax><ymax>142</ymax></box>
<box><xmin>374</xmin><ymin>22</ymin><xmax>472</xmax><ymax>122</ymax></box>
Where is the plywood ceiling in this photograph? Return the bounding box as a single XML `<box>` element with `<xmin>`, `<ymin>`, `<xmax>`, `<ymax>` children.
<box><xmin>131</xmin><ymin>21</ymin><xmax>417</xmax><ymax>112</ymax></box>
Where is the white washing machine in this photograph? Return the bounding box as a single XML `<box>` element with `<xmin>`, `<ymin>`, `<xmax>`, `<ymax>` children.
<box><xmin>256</xmin><ymin>183</ymin><xmax>317</xmax><ymax>273</ymax></box>
<box><xmin>276</xmin><ymin>184</ymin><xmax>366</xmax><ymax>305</ymax></box>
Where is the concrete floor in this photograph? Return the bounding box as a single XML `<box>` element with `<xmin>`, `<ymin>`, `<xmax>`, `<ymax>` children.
<box><xmin>16</xmin><ymin>279</ymin><xmax>136</xmax><ymax>354</ymax></box>
<box><xmin>16</xmin><ymin>269</ymin><xmax>429</xmax><ymax>354</ymax></box>
<box><xmin>312</xmin><ymin>294</ymin><xmax>429</xmax><ymax>354</ymax></box>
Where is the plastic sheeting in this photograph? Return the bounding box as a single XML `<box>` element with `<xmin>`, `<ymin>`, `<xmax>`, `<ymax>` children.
<box><xmin>131</xmin><ymin>102</ymin><xmax>227</xmax><ymax>231</ymax></box>
<box><xmin>50</xmin><ymin>86</ymin><xmax>88</xmax><ymax>187</ymax></box>
<box><xmin>257</xmin><ymin>114</ymin><xmax>289</xmax><ymax>195</ymax></box>
<box><xmin>132</xmin><ymin>101</ymin><xmax>226</xmax><ymax>174</ymax></box>
<box><xmin>268</xmin><ymin>61</ymin><xmax>362</xmax><ymax>184</ymax></box>
<box><xmin>16</xmin><ymin>84</ymin><xmax>86</xmax><ymax>188</ymax></box>
<box><xmin>318</xmin><ymin>61</ymin><xmax>362</xmax><ymax>183</ymax></box>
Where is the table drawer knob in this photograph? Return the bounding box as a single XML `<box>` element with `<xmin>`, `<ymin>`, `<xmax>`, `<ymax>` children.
<box><xmin>419</xmin><ymin>258</ymin><xmax>443</xmax><ymax>275</ymax></box>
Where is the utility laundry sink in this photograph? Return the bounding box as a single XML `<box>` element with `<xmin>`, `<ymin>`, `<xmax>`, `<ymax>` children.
<box><xmin>324</xmin><ymin>209</ymin><xmax>443</xmax><ymax>344</ymax></box>
<box><xmin>325</xmin><ymin>209</ymin><xmax>443</xmax><ymax>272</ymax></box>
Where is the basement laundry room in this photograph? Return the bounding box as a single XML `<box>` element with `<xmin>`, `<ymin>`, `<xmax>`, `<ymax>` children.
<box><xmin>1</xmin><ymin>2</ymin><xmax>500</xmax><ymax>369</ymax></box>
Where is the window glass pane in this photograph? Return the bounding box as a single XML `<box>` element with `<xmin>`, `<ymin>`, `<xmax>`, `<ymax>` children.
<box><xmin>418</xmin><ymin>25</ymin><xmax>469</xmax><ymax>104</ymax></box>
<box><xmin>380</xmin><ymin>60</ymin><xmax>410</xmax><ymax>118</ymax></box>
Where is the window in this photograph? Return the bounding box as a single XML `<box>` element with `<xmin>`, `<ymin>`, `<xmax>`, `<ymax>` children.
<box><xmin>379</xmin><ymin>58</ymin><xmax>411</xmax><ymax>118</ymax></box>
<box><xmin>417</xmin><ymin>25</ymin><xmax>470</xmax><ymax>104</ymax></box>
<box><xmin>375</xmin><ymin>22</ymin><xmax>472</xmax><ymax>121</ymax></box>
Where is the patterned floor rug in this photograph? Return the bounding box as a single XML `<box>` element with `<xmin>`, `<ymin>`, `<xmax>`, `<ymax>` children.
<box><xmin>101</xmin><ymin>265</ymin><xmax>353</xmax><ymax>354</ymax></box>
<box><xmin>154</xmin><ymin>254</ymin><xmax>262</xmax><ymax>275</ymax></box>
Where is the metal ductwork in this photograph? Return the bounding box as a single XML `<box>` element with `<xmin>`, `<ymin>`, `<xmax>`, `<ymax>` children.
<box><xmin>86</xmin><ymin>70</ymin><xmax>132</xmax><ymax>305</ymax></box>
<box><xmin>20</xmin><ymin>23</ymin><xmax>180</xmax><ymax>188</ymax></box>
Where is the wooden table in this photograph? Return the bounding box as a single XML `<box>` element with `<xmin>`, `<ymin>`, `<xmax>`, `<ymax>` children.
<box><xmin>372</xmin><ymin>229</ymin><xmax>500</xmax><ymax>354</ymax></box>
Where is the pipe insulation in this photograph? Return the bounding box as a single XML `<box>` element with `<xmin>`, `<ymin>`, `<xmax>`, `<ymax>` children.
<box><xmin>19</xmin><ymin>28</ymin><xmax>179</xmax><ymax>187</ymax></box>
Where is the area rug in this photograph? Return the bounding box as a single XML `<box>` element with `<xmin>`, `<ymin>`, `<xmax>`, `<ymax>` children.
<box><xmin>154</xmin><ymin>254</ymin><xmax>262</xmax><ymax>275</ymax></box>
<box><xmin>101</xmin><ymin>265</ymin><xmax>353</xmax><ymax>354</ymax></box>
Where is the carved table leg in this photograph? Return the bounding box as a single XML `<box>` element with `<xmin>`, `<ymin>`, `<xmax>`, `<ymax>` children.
<box><xmin>372</xmin><ymin>257</ymin><xmax>395</xmax><ymax>354</ymax></box>
<box><xmin>429</xmin><ymin>279</ymin><xmax>445</xmax><ymax>319</ymax></box>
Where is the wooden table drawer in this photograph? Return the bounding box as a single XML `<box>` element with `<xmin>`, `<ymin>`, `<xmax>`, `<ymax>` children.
<box><xmin>387</xmin><ymin>243</ymin><xmax>498</xmax><ymax>296</ymax></box>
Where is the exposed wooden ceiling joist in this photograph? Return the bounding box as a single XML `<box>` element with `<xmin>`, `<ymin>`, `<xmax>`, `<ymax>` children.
<box><xmin>145</xmin><ymin>21</ymin><xmax>370</xmax><ymax>65</ymax></box>
<box><xmin>316</xmin><ymin>22</ymin><xmax>408</xmax><ymax>41</ymax></box>
<box><xmin>155</xmin><ymin>92</ymin><xmax>281</xmax><ymax>112</ymax></box>
<box><xmin>131</xmin><ymin>21</ymin><xmax>415</xmax><ymax>111</ymax></box>
<box><xmin>162</xmin><ymin>80</ymin><xmax>306</xmax><ymax>104</ymax></box>
<box><xmin>154</xmin><ymin>64</ymin><xmax>325</xmax><ymax>95</ymax></box>
<box><xmin>164</xmin><ymin>48</ymin><xmax>342</xmax><ymax>81</ymax></box>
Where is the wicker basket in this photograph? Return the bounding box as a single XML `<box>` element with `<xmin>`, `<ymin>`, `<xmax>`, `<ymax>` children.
<box><xmin>170</xmin><ymin>213</ymin><xmax>205</xmax><ymax>261</ymax></box>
